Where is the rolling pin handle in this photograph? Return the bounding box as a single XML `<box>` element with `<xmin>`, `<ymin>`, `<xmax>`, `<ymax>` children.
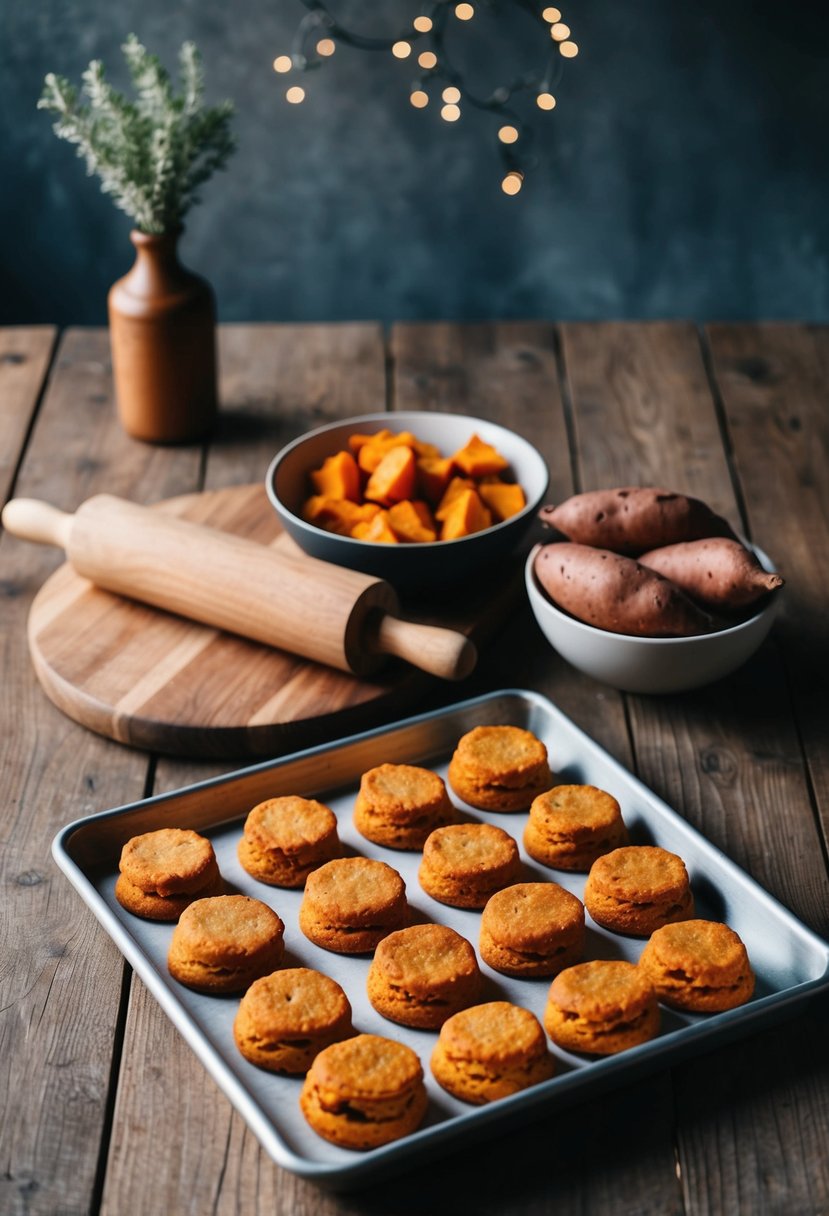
<box><xmin>372</xmin><ymin>615</ymin><xmax>478</xmax><ymax>682</ymax></box>
<box><xmin>1</xmin><ymin>498</ymin><xmax>74</xmax><ymax>551</ymax></box>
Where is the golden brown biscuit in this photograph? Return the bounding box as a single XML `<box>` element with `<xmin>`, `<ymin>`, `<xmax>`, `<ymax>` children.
<box><xmin>233</xmin><ymin>967</ymin><xmax>353</xmax><ymax>1073</ymax></box>
<box><xmin>167</xmin><ymin>894</ymin><xmax>285</xmax><ymax>994</ymax></box>
<box><xmin>354</xmin><ymin>764</ymin><xmax>457</xmax><ymax>850</ymax></box>
<box><xmin>419</xmin><ymin>823</ymin><xmax>521</xmax><ymax>909</ymax></box>
<box><xmin>431</xmin><ymin>1001</ymin><xmax>554</xmax><ymax>1104</ymax></box>
<box><xmin>639</xmin><ymin>919</ymin><xmax>755</xmax><ymax>1012</ymax></box>
<box><xmin>116</xmin><ymin>827</ymin><xmax>222</xmax><ymax>921</ymax></box>
<box><xmin>584</xmin><ymin>845</ymin><xmax>694</xmax><ymax>936</ymax></box>
<box><xmin>544</xmin><ymin>960</ymin><xmax>659</xmax><ymax>1055</ymax></box>
<box><xmin>448</xmin><ymin>725</ymin><xmax>552</xmax><ymax>812</ymax></box>
<box><xmin>479</xmin><ymin>882</ymin><xmax>585</xmax><ymax>978</ymax></box>
<box><xmin>300</xmin><ymin>1033</ymin><xmax>428</xmax><ymax>1150</ymax></box>
<box><xmin>524</xmin><ymin>784</ymin><xmax>629</xmax><ymax>872</ymax></box>
<box><xmin>367</xmin><ymin>924</ymin><xmax>481</xmax><ymax>1029</ymax></box>
<box><xmin>114</xmin><ymin>869</ymin><xmax>224</xmax><ymax>922</ymax></box>
<box><xmin>299</xmin><ymin>857</ymin><xmax>408</xmax><ymax>954</ymax></box>
<box><xmin>238</xmin><ymin>796</ymin><xmax>340</xmax><ymax>888</ymax></box>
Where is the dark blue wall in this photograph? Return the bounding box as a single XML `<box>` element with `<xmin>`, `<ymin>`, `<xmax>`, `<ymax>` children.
<box><xmin>1</xmin><ymin>0</ymin><xmax>827</xmax><ymax>325</ymax></box>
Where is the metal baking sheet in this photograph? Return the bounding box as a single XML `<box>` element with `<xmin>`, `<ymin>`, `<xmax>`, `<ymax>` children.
<box><xmin>53</xmin><ymin>690</ymin><xmax>829</xmax><ymax>1189</ymax></box>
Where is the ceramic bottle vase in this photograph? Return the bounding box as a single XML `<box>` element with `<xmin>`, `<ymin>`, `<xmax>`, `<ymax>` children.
<box><xmin>108</xmin><ymin>229</ymin><xmax>217</xmax><ymax>443</ymax></box>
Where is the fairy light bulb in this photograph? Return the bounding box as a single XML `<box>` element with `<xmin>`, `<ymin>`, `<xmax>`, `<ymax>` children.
<box><xmin>392</xmin><ymin>41</ymin><xmax>412</xmax><ymax>58</ymax></box>
<box><xmin>413</xmin><ymin>15</ymin><xmax>433</xmax><ymax>32</ymax></box>
<box><xmin>501</xmin><ymin>171</ymin><xmax>523</xmax><ymax>196</ymax></box>
<box><xmin>418</xmin><ymin>50</ymin><xmax>437</xmax><ymax>69</ymax></box>
<box><xmin>410</xmin><ymin>89</ymin><xmax>429</xmax><ymax>108</ymax></box>
<box><xmin>441</xmin><ymin>103</ymin><xmax>461</xmax><ymax>121</ymax></box>
<box><xmin>455</xmin><ymin>3</ymin><xmax>474</xmax><ymax>19</ymax></box>
<box><xmin>536</xmin><ymin>92</ymin><xmax>556</xmax><ymax>109</ymax></box>
<box><xmin>442</xmin><ymin>86</ymin><xmax>461</xmax><ymax>103</ymax></box>
<box><xmin>559</xmin><ymin>40</ymin><xmax>578</xmax><ymax>56</ymax></box>
<box><xmin>542</xmin><ymin>7</ymin><xmax>561</xmax><ymax>21</ymax></box>
<box><xmin>286</xmin><ymin>85</ymin><xmax>305</xmax><ymax>103</ymax></box>
<box><xmin>316</xmin><ymin>38</ymin><xmax>335</xmax><ymax>57</ymax></box>
<box><xmin>498</xmin><ymin>125</ymin><xmax>519</xmax><ymax>144</ymax></box>
<box><xmin>273</xmin><ymin>55</ymin><xmax>292</xmax><ymax>73</ymax></box>
<box><xmin>550</xmin><ymin>22</ymin><xmax>570</xmax><ymax>39</ymax></box>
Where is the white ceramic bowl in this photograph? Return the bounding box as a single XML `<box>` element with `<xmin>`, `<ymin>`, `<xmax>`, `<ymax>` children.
<box><xmin>267</xmin><ymin>411</ymin><xmax>549</xmax><ymax>589</ymax></box>
<box><xmin>525</xmin><ymin>542</ymin><xmax>781</xmax><ymax>694</ymax></box>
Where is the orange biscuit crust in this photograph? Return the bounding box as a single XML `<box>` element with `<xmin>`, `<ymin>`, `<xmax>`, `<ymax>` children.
<box><xmin>638</xmin><ymin>919</ymin><xmax>755</xmax><ymax>1012</ymax></box>
<box><xmin>115</xmin><ymin>869</ymin><xmax>224</xmax><ymax>922</ymax></box>
<box><xmin>479</xmin><ymin>882</ymin><xmax>585</xmax><ymax>977</ymax></box>
<box><xmin>419</xmin><ymin>823</ymin><xmax>521</xmax><ymax>908</ymax></box>
<box><xmin>238</xmin><ymin>796</ymin><xmax>340</xmax><ymax>887</ymax></box>
<box><xmin>119</xmin><ymin>828</ymin><xmax>219</xmax><ymax>897</ymax></box>
<box><xmin>300</xmin><ymin>1033</ymin><xmax>428</xmax><ymax>1150</ymax></box>
<box><xmin>584</xmin><ymin>846</ymin><xmax>694</xmax><ymax>936</ymax></box>
<box><xmin>431</xmin><ymin>1001</ymin><xmax>554</xmax><ymax>1104</ymax></box>
<box><xmin>367</xmin><ymin>924</ymin><xmax>481</xmax><ymax>1029</ymax></box>
<box><xmin>544</xmin><ymin>960</ymin><xmax>660</xmax><ymax>1055</ymax></box>
<box><xmin>448</xmin><ymin>725</ymin><xmax>552</xmax><ymax>812</ymax></box>
<box><xmin>524</xmin><ymin>785</ymin><xmax>629</xmax><ymax>871</ymax></box>
<box><xmin>167</xmin><ymin>894</ymin><xmax>285</xmax><ymax>994</ymax></box>
<box><xmin>233</xmin><ymin>967</ymin><xmax>353</xmax><ymax>1073</ymax></box>
<box><xmin>354</xmin><ymin>764</ymin><xmax>456</xmax><ymax>850</ymax></box>
<box><xmin>299</xmin><ymin>857</ymin><xmax>408</xmax><ymax>954</ymax></box>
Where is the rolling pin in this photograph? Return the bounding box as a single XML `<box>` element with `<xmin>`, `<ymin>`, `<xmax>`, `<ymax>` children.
<box><xmin>2</xmin><ymin>494</ymin><xmax>477</xmax><ymax>681</ymax></box>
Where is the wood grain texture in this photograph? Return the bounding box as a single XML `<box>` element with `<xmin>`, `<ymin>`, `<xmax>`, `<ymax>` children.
<box><xmin>0</xmin><ymin>326</ymin><xmax>56</xmax><ymax>503</ymax></box>
<box><xmin>705</xmin><ymin>323</ymin><xmax>829</xmax><ymax>852</ymax></box>
<box><xmin>562</xmin><ymin>321</ymin><xmax>829</xmax><ymax>1216</ymax></box>
<box><xmin>0</xmin><ymin>328</ymin><xmax>202</xmax><ymax>1216</ymax></box>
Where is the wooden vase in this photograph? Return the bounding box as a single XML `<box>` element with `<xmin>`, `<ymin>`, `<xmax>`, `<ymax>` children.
<box><xmin>108</xmin><ymin>230</ymin><xmax>218</xmax><ymax>444</ymax></box>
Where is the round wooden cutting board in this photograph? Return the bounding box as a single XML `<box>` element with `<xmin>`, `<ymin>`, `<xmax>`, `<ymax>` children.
<box><xmin>27</xmin><ymin>484</ymin><xmax>521</xmax><ymax>759</ymax></box>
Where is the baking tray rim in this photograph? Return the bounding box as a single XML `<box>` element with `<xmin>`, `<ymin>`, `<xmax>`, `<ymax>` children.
<box><xmin>52</xmin><ymin>688</ymin><xmax>829</xmax><ymax>1188</ymax></box>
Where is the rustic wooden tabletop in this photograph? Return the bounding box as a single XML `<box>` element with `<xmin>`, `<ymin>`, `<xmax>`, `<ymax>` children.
<box><xmin>2</xmin><ymin>321</ymin><xmax>828</xmax><ymax>1216</ymax></box>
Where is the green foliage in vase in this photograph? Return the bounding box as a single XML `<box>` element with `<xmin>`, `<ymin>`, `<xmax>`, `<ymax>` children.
<box><xmin>39</xmin><ymin>35</ymin><xmax>236</xmax><ymax>235</ymax></box>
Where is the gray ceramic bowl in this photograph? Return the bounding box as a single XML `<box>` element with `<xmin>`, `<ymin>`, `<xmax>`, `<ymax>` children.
<box><xmin>525</xmin><ymin>542</ymin><xmax>781</xmax><ymax>694</ymax></box>
<box><xmin>266</xmin><ymin>412</ymin><xmax>549</xmax><ymax>588</ymax></box>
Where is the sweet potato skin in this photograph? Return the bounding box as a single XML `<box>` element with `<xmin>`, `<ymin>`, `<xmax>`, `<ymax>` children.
<box><xmin>534</xmin><ymin>543</ymin><xmax>717</xmax><ymax>637</ymax></box>
<box><xmin>540</xmin><ymin>487</ymin><xmax>736</xmax><ymax>555</ymax></box>
<box><xmin>638</xmin><ymin>538</ymin><xmax>783</xmax><ymax>611</ymax></box>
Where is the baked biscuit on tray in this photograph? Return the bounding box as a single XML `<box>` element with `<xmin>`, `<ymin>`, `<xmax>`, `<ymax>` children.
<box><xmin>234</xmin><ymin>967</ymin><xmax>353</xmax><ymax>1074</ymax></box>
<box><xmin>167</xmin><ymin>894</ymin><xmax>285</xmax><ymax>994</ymax></box>
<box><xmin>238</xmin><ymin>795</ymin><xmax>340</xmax><ymax>888</ymax></box>
<box><xmin>431</xmin><ymin>1001</ymin><xmax>554</xmax><ymax>1104</ymax></box>
<box><xmin>524</xmin><ymin>784</ymin><xmax>629</xmax><ymax>872</ymax></box>
<box><xmin>354</xmin><ymin>763</ymin><xmax>457</xmax><ymax>851</ymax></box>
<box><xmin>639</xmin><ymin>919</ymin><xmax>754</xmax><ymax>1012</ymax></box>
<box><xmin>115</xmin><ymin>827</ymin><xmax>223</xmax><ymax>921</ymax></box>
<box><xmin>448</xmin><ymin>725</ymin><xmax>552</xmax><ymax>811</ymax></box>
<box><xmin>300</xmin><ymin>1033</ymin><xmax>428</xmax><ymax>1150</ymax></box>
<box><xmin>419</xmin><ymin>822</ymin><xmax>521</xmax><ymax>909</ymax></box>
<box><xmin>299</xmin><ymin>857</ymin><xmax>408</xmax><ymax>954</ymax></box>
<box><xmin>584</xmin><ymin>845</ymin><xmax>694</xmax><ymax>936</ymax></box>
<box><xmin>367</xmin><ymin>923</ymin><xmax>481</xmax><ymax>1029</ymax></box>
<box><xmin>479</xmin><ymin>882</ymin><xmax>585</xmax><ymax>978</ymax></box>
<box><xmin>544</xmin><ymin>960</ymin><xmax>659</xmax><ymax>1055</ymax></box>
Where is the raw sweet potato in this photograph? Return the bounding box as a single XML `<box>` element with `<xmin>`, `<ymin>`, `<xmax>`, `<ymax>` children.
<box><xmin>638</xmin><ymin>538</ymin><xmax>783</xmax><ymax>612</ymax></box>
<box><xmin>534</xmin><ymin>543</ymin><xmax>717</xmax><ymax>637</ymax></box>
<box><xmin>539</xmin><ymin>487</ymin><xmax>737</xmax><ymax>555</ymax></box>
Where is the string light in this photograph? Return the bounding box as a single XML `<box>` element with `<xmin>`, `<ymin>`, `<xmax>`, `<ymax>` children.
<box><xmin>273</xmin><ymin>1</ymin><xmax>580</xmax><ymax>194</ymax></box>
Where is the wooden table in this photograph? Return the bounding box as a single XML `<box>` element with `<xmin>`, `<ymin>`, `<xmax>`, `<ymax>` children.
<box><xmin>2</xmin><ymin>322</ymin><xmax>828</xmax><ymax>1216</ymax></box>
